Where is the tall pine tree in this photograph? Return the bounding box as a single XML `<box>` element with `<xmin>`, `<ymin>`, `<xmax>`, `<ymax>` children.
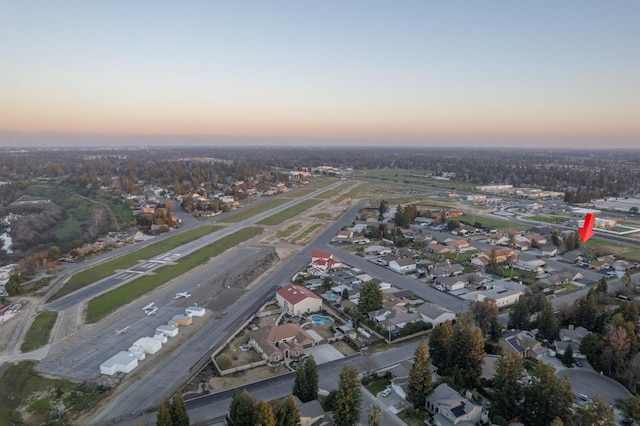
<box><xmin>304</xmin><ymin>355</ymin><xmax>319</xmax><ymax>401</ymax></box>
<box><xmin>492</xmin><ymin>351</ymin><xmax>524</xmax><ymax>419</ymax></box>
<box><xmin>408</xmin><ymin>340</ymin><xmax>433</xmax><ymax>408</ymax></box>
<box><xmin>429</xmin><ymin>320</ymin><xmax>453</xmax><ymax>369</ymax></box>
<box><xmin>255</xmin><ymin>400</ymin><xmax>276</xmax><ymax>426</ymax></box>
<box><xmin>170</xmin><ymin>392</ymin><xmax>190</xmax><ymax>426</ymax></box>
<box><xmin>334</xmin><ymin>365</ymin><xmax>362</xmax><ymax>426</ymax></box>
<box><xmin>228</xmin><ymin>389</ymin><xmax>256</xmax><ymax>426</ymax></box>
<box><xmin>156</xmin><ymin>399</ymin><xmax>172</xmax><ymax>426</ymax></box>
<box><xmin>275</xmin><ymin>395</ymin><xmax>301</xmax><ymax>426</ymax></box>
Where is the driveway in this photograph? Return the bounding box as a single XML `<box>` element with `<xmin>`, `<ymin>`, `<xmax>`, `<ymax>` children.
<box><xmin>305</xmin><ymin>344</ymin><xmax>344</xmax><ymax>364</ymax></box>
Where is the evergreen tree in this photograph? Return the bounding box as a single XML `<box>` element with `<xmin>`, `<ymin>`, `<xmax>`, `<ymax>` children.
<box><xmin>275</xmin><ymin>395</ymin><xmax>301</xmax><ymax>426</ymax></box>
<box><xmin>492</xmin><ymin>351</ymin><xmax>524</xmax><ymax>419</ymax></box>
<box><xmin>408</xmin><ymin>340</ymin><xmax>433</xmax><ymax>408</ymax></box>
<box><xmin>524</xmin><ymin>363</ymin><xmax>574</xmax><ymax>426</ymax></box>
<box><xmin>537</xmin><ymin>300</ymin><xmax>559</xmax><ymax>341</ymax></box>
<box><xmin>469</xmin><ymin>298</ymin><xmax>499</xmax><ymax>337</ymax></box>
<box><xmin>156</xmin><ymin>399</ymin><xmax>172</xmax><ymax>426</ymax></box>
<box><xmin>170</xmin><ymin>392</ymin><xmax>190</xmax><ymax>426</ymax></box>
<box><xmin>447</xmin><ymin>315</ymin><xmax>485</xmax><ymax>388</ymax></box>
<box><xmin>255</xmin><ymin>400</ymin><xmax>276</xmax><ymax>426</ymax></box>
<box><xmin>229</xmin><ymin>389</ymin><xmax>256</xmax><ymax>426</ymax></box>
<box><xmin>562</xmin><ymin>344</ymin><xmax>575</xmax><ymax>367</ymax></box>
<box><xmin>367</xmin><ymin>403</ymin><xmax>383</xmax><ymax>426</ymax></box>
<box><xmin>293</xmin><ymin>360</ymin><xmax>307</xmax><ymax>401</ymax></box>
<box><xmin>575</xmin><ymin>395</ymin><xmax>615</xmax><ymax>426</ymax></box>
<box><xmin>508</xmin><ymin>297</ymin><xmax>530</xmax><ymax>330</ymax></box>
<box><xmin>597</xmin><ymin>277</ymin><xmax>608</xmax><ymax>294</ymax></box>
<box><xmin>304</xmin><ymin>355</ymin><xmax>319</xmax><ymax>401</ymax></box>
<box><xmin>429</xmin><ymin>320</ymin><xmax>453</xmax><ymax>369</ymax></box>
<box><xmin>334</xmin><ymin>365</ymin><xmax>362</xmax><ymax>426</ymax></box>
<box><xmin>358</xmin><ymin>281</ymin><xmax>383</xmax><ymax>313</ymax></box>
<box><xmin>576</xmin><ymin>291</ymin><xmax>598</xmax><ymax>330</ymax></box>
<box><xmin>342</xmin><ymin>288</ymin><xmax>349</xmax><ymax>300</ymax></box>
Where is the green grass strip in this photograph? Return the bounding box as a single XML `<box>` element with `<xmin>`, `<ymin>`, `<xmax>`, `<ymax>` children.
<box><xmin>291</xmin><ymin>223</ymin><xmax>324</xmax><ymax>244</ymax></box>
<box><xmin>51</xmin><ymin>225</ymin><xmax>225</xmax><ymax>301</ymax></box>
<box><xmin>457</xmin><ymin>214</ymin><xmax>527</xmax><ymax>231</ymax></box>
<box><xmin>85</xmin><ymin>227</ymin><xmax>263</xmax><ymax>323</ymax></box>
<box><xmin>256</xmin><ymin>199</ymin><xmax>322</xmax><ymax>226</ymax></box>
<box><xmin>222</xmin><ymin>198</ymin><xmax>291</xmax><ymax>223</ymax></box>
<box><xmin>275</xmin><ymin>223</ymin><xmax>303</xmax><ymax>239</ymax></box>
<box><xmin>20</xmin><ymin>311</ymin><xmax>58</xmax><ymax>352</ymax></box>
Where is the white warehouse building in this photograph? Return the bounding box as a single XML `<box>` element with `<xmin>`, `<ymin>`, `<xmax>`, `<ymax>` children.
<box><xmin>100</xmin><ymin>351</ymin><xmax>139</xmax><ymax>376</ymax></box>
<box><xmin>131</xmin><ymin>337</ymin><xmax>163</xmax><ymax>354</ymax></box>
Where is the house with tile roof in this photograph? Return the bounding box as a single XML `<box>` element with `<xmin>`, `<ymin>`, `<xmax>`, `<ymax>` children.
<box><xmin>249</xmin><ymin>323</ymin><xmax>316</xmax><ymax>364</ymax></box>
<box><xmin>276</xmin><ymin>284</ymin><xmax>323</xmax><ymax>316</ymax></box>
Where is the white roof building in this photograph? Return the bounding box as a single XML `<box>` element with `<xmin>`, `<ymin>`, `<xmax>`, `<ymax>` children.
<box><xmin>131</xmin><ymin>337</ymin><xmax>163</xmax><ymax>354</ymax></box>
<box><xmin>156</xmin><ymin>324</ymin><xmax>179</xmax><ymax>337</ymax></box>
<box><xmin>100</xmin><ymin>351</ymin><xmax>138</xmax><ymax>376</ymax></box>
<box><xmin>185</xmin><ymin>306</ymin><xmax>206</xmax><ymax>317</ymax></box>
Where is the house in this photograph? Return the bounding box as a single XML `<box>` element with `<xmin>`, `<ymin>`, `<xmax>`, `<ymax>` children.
<box><xmin>310</xmin><ymin>249</ymin><xmax>342</xmax><ymax>272</ymax></box>
<box><xmin>460</xmin><ymin>280</ymin><xmax>526</xmax><ymax>307</ymax></box>
<box><xmin>513</xmin><ymin>259</ymin><xmax>546</xmax><ymax>273</ymax></box>
<box><xmin>559</xmin><ymin>326</ymin><xmax>589</xmax><ymax>344</ymax></box>
<box><xmin>389</xmin><ymin>258</ymin><xmax>417</xmax><ymax>274</ymax></box>
<box><xmin>431</xmin><ymin>262</ymin><xmax>464</xmax><ymax>278</ymax></box>
<box><xmin>555</xmin><ymin>340</ymin><xmax>586</xmax><ymax>359</ymax></box>
<box><xmin>563</xmin><ymin>249</ymin><xmax>587</xmax><ymax>264</ymax></box>
<box><xmin>540</xmin><ymin>245</ymin><xmax>558</xmax><ymax>257</ymax></box>
<box><xmin>499</xmin><ymin>330</ymin><xmax>546</xmax><ymax>360</ymax></box>
<box><xmin>364</xmin><ymin>245</ymin><xmax>392</xmax><ymax>256</ymax></box>
<box><xmin>415</xmin><ymin>303</ymin><xmax>456</xmax><ymax>326</ymax></box>
<box><xmin>249</xmin><ymin>323</ymin><xmax>316</xmax><ymax>364</ymax></box>
<box><xmin>542</xmin><ymin>270</ymin><xmax>583</xmax><ymax>287</ymax></box>
<box><xmin>425</xmin><ymin>383</ymin><xmax>486</xmax><ymax>426</ymax></box>
<box><xmin>471</xmin><ymin>248</ymin><xmax>518</xmax><ymax>268</ymax></box>
<box><xmin>293</xmin><ymin>397</ymin><xmax>332</xmax><ymax>426</ymax></box>
<box><xmin>276</xmin><ymin>284</ymin><xmax>323</xmax><ymax>315</ymax></box>
<box><xmin>334</xmin><ymin>230</ymin><xmax>353</xmax><ymax>240</ymax></box>
<box><xmin>369</xmin><ymin>305</ymin><xmax>422</xmax><ymax>332</ymax></box>
<box><xmin>435</xmin><ymin>276</ymin><xmax>467</xmax><ymax>291</ymax></box>
<box><xmin>426</xmin><ymin>243</ymin><xmax>452</xmax><ymax>255</ymax></box>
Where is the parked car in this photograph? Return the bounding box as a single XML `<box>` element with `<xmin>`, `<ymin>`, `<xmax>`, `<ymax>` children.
<box><xmin>380</xmin><ymin>387</ymin><xmax>392</xmax><ymax>397</ymax></box>
<box><xmin>575</xmin><ymin>360</ymin><xmax>583</xmax><ymax>367</ymax></box>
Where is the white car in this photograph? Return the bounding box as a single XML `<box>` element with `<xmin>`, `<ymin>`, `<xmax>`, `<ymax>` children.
<box><xmin>380</xmin><ymin>388</ymin><xmax>391</xmax><ymax>397</ymax></box>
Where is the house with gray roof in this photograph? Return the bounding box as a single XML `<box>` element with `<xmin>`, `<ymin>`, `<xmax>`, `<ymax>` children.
<box><xmin>425</xmin><ymin>383</ymin><xmax>486</xmax><ymax>426</ymax></box>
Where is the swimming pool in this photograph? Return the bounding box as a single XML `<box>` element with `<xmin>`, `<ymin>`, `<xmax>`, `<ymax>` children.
<box><xmin>311</xmin><ymin>315</ymin><xmax>334</xmax><ymax>326</ymax></box>
<box><xmin>324</xmin><ymin>292</ymin><xmax>339</xmax><ymax>301</ymax></box>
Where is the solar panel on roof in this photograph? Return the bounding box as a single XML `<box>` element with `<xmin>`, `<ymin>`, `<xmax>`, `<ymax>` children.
<box><xmin>451</xmin><ymin>402</ymin><xmax>466</xmax><ymax>417</ymax></box>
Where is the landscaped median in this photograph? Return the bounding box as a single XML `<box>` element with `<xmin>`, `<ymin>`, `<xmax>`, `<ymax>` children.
<box><xmin>50</xmin><ymin>225</ymin><xmax>225</xmax><ymax>301</ymax></box>
<box><xmin>85</xmin><ymin>227</ymin><xmax>263</xmax><ymax>324</ymax></box>
<box><xmin>21</xmin><ymin>311</ymin><xmax>58</xmax><ymax>352</ymax></box>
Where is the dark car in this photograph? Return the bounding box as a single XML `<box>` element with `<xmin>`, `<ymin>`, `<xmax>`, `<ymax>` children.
<box><xmin>575</xmin><ymin>360</ymin><xmax>583</xmax><ymax>367</ymax></box>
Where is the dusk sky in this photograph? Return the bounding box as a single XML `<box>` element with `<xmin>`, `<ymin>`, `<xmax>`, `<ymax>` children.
<box><xmin>1</xmin><ymin>1</ymin><xmax>639</xmax><ymax>148</ymax></box>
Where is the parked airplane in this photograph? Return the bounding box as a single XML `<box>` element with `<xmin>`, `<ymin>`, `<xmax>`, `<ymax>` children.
<box><xmin>174</xmin><ymin>292</ymin><xmax>191</xmax><ymax>299</ymax></box>
<box><xmin>114</xmin><ymin>326</ymin><xmax>129</xmax><ymax>335</ymax></box>
<box><xmin>145</xmin><ymin>307</ymin><xmax>158</xmax><ymax>316</ymax></box>
<box><xmin>142</xmin><ymin>302</ymin><xmax>155</xmax><ymax>311</ymax></box>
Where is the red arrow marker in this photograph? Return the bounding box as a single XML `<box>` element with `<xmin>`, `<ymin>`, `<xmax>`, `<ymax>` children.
<box><xmin>578</xmin><ymin>213</ymin><xmax>596</xmax><ymax>243</ymax></box>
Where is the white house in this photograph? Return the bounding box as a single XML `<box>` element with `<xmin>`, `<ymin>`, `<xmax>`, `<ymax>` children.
<box><xmin>388</xmin><ymin>258</ymin><xmax>417</xmax><ymax>274</ymax></box>
<box><xmin>460</xmin><ymin>280</ymin><xmax>526</xmax><ymax>307</ymax></box>
<box><xmin>100</xmin><ymin>351</ymin><xmax>138</xmax><ymax>376</ymax></box>
<box><xmin>276</xmin><ymin>284</ymin><xmax>323</xmax><ymax>315</ymax></box>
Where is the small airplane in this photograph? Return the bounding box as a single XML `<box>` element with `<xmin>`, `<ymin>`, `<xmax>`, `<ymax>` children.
<box><xmin>174</xmin><ymin>292</ymin><xmax>191</xmax><ymax>299</ymax></box>
<box><xmin>145</xmin><ymin>307</ymin><xmax>158</xmax><ymax>316</ymax></box>
<box><xmin>114</xmin><ymin>326</ymin><xmax>129</xmax><ymax>335</ymax></box>
<box><xmin>142</xmin><ymin>302</ymin><xmax>155</xmax><ymax>311</ymax></box>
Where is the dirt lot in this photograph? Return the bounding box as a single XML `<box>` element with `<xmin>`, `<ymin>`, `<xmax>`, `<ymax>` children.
<box><xmin>214</xmin><ymin>331</ymin><xmax>261</xmax><ymax>367</ymax></box>
<box><xmin>331</xmin><ymin>341</ymin><xmax>357</xmax><ymax>356</ymax></box>
<box><xmin>208</xmin><ymin>364</ymin><xmax>289</xmax><ymax>391</ymax></box>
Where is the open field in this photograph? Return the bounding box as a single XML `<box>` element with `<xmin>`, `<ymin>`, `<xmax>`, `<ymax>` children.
<box><xmin>352</xmin><ymin>169</ymin><xmax>476</xmax><ymax>191</ymax></box>
<box><xmin>21</xmin><ymin>311</ymin><xmax>58</xmax><ymax>352</ymax></box>
<box><xmin>222</xmin><ymin>198</ymin><xmax>291</xmax><ymax>223</ymax></box>
<box><xmin>257</xmin><ymin>198</ymin><xmax>323</xmax><ymax>226</ymax></box>
<box><xmin>331</xmin><ymin>340</ymin><xmax>357</xmax><ymax>356</ymax></box>
<box><xmin>315</xmin><ymin>182</ymin><xmax>354</xmax><ymax>199</ymax></box>
<box><xmin>275</xmin><ymin>223</ymin><xmax>303</xmax><ymax>239</ymax></box>
<box><xmin>310</xmin><ymin>212</ymin><xmax>334</xmax><ymax>220</ymax></box>
<box><xmin>458</xmin><ymin>214</ymin><xmax>528</xmax><ymax>231</ymax></box>
<box><xmin>334</xmin><ymin>182</ymin><xmax>403</xmax><ymax>202</ymax></box>
<box><xmin>51</xmin><ymin>225</ymin><xmax>225</xmax><ymax>300</ymax></box>
<box><xmin>85</xmin><ymin>227</ymin><xmax>264</xmax><ymax>323</ymax></box>
<box><xmin>0</xmin><ymin>362</ymin><xmax>103</xmax><ymax>426</ymax></box>
<box><xmin>291</xmin><ymin>223</ymin><xmax>324</xmax><ymax>244</ymax></box>
<box><xmin>522</xmin><ymin>215</ymin><xmax>569</xmax><ymax>224</ymax></box>
<box><xmin>584</xmin><ymin>237</ymin><xmax>640</xmax><ymax>262</ymax></box>
<box><xmin>208</xmin><ymin>364</ymin><xmax>289</xmax><ymax>392</ymax></box>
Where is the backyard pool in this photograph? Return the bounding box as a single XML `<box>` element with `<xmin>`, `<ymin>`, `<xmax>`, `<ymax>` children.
<box><xmin>311</xmin><ymin>315</ymin><xmax>334</xmax><ymax>326</ymax></box>
<box><xmin>323</xmin><ymin>292</ymin><xmax>339</xmax><ymax>302</ymax></box>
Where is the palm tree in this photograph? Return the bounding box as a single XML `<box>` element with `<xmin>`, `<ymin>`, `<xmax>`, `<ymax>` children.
<box><xmin>367</xmin><ymin>403</ymin><xmax>383</xmax><ymax>426</ymax></box>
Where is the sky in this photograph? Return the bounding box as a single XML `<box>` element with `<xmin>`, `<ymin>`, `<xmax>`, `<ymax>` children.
<box><xmin>1</xmin><ymin>1</ymin><xmax>639</xmax><ymax>148</ymax></box>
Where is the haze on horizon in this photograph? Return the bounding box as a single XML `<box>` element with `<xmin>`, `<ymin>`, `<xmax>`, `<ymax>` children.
<box><xmin>1</xmin><ymin>1</ymin><xmax>639</xmax><ymax>149</ymax></box>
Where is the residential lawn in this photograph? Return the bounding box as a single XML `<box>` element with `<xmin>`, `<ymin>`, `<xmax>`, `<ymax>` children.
<box><xmin>443</xmin><ymin>249</ymin><xmax>479</xmax><ymax>263</ymax></box>
<box><xmin>291</xmin><ymin>223</ymin><xmax>324</xmax><ymax>244</ymax></box>
<box><xmin>338</xmin><ymin>243</ymin><xmax>364</xmax><ymax>253</ymax></box>
<box><xmin>85</xmin><ymin>227</ymin><xmax>263</xmax><ymax>323</ymax></box>
<box><xmin>365</xmin><ymin>377</ymin><xmax>391</xmax><ymax>395</ymax></box>
<box><xmin>222</xmin><ymin>198</ymin><xmax>290</xmax><ymax>223</ymax></box>
<box><xmin>0</xmin><ymin>362</ymin><xmax>103</xmax><ymax>426</ymax></box>
<box><xmin>257</xmin><ymin>199</ymin><xmax>323</xmax><ymax>226</ymax></box>
<box><xmin>457</xmin><ymin>214</ymin><xmax>528</xmax><ymax>231</ymax></box>
<box><xmin>397</xmin><ymin>408</ymin><xmax>431</xmax><ymax>426</ymax></box>
<box><xmin>51</xmin><ymin>225</ymin><xmax>225</xmax><ymax>300</ymax></box>
<box><xmin>21</xmin><ymin>311</ymin><xmax>58</xmax><ymax>352</ymax></box>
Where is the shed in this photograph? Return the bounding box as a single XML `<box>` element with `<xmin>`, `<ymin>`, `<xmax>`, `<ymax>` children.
<box><xmin>169</xmin><ymin>314</ymin><xmax>193</xmax><ymax>327</ymax></box>
<box><xmin>156</xmin><ymin>324</ymin><xmax>179</xmax><ymax>337</ymax></box>
<box><xmin>100</xmin><ymin>351</ymin><xmax>138</xmax><ymax>376</ymax></box>
<box><xmin>185</xmin><ymin>306</ymin><xmax>206</xmax><ymax>317</ymax></box>
<box><xmin>131</xmin><ymin>336</ymin><xmax>162</xmax><ymax>354</ymax></box>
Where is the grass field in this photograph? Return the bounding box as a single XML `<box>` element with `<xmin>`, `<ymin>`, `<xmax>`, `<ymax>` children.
<box><xmin>310</xmin><ymin>212</ymin><xmax>334</xmax><ymax>220</ymax></box>
<box><xmin>20</xmin><ymin>311</ymin><xmax>58</xmax><ymax>352</ymax></box>
<box><xmin>334</xmin><ymin>182</ymin><xmax>401</xmax><ymax>202</ymax></box>
<box><xmin>85</xmin><ymin>227</ymin><xmax>263</xmax><ymax>323</ymax></box>
<box><xmin>522</xmin><ymin>215</ymin><xmax>569</xmax><ymax>224</ymax></box>
<box><xmin>222</xmin><ymin>198</ymin><xmax>291</xmax><ymax>223</ymax></box>
<box><xmin>51</xmin><ymin>225</ymin><xmax>225</xmax><ymax>301</ymax></box>
<box><xmin>291</xmin><ymin>223</ymin><xmax>324</xmax><ymax>244</ymax></box>
<box><xmin>583</xmin><ymin>237</ymin><xmax>640</xmax><ymax>262</ymax></box>
<box><xmin>315</xmin><ymin>182</ymin><xmax>354</xmax><ymax>199</ymax></box>
<box><xmin>0</xmin><ymin>362</ymin><xmax>103</xmax><ymax>426</ymax></box>
<box><xmin>275</xmin><ymin>223</ymin><xmax>303</xmax><ymax>239</ymax></box>
<box><xmin>352</xmin><ymin>169</ymin><xmax>476</xmax><ymax>191</ymax></box>
<box><xmin>458</xmin><ymin>214</ymin><xmax>528</xmax><ymax>231</ymax></box>
<box><xmin>256</xmin><ymin>198</ymin><xmax>323</xmax><ymax>226</ymax></box>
